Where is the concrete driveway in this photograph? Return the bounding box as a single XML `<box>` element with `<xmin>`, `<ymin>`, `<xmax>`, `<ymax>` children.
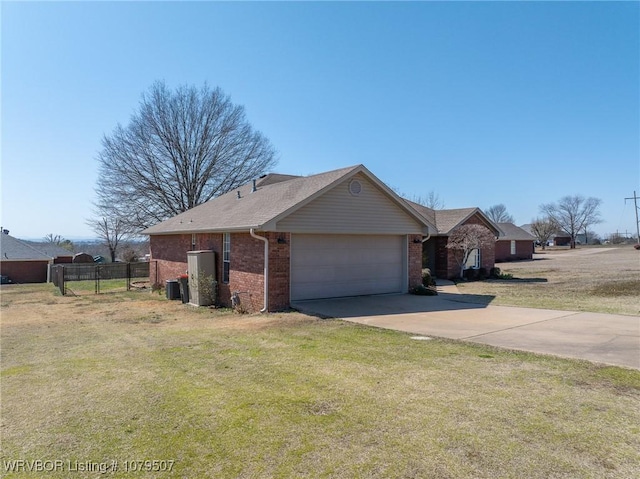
<box><xmin>292</xmin><ymin>293</ymin><xmax>640</xmax><ymax>369</ymax></box>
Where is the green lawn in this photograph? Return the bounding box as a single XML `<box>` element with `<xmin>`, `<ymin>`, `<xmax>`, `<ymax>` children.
<box><xmin>1</xmin><ymin>284</ymin><xmax>639</xmax><ymax>478</ymax></box>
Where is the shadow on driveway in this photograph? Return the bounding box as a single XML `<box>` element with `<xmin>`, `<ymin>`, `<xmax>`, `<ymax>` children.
<box><xmin>292</xmin><ymin>292</ymin><xmax>495</xmax><ymax>319</ymax></box>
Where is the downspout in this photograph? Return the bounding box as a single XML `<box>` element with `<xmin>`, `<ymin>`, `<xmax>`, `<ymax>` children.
<box><xmin>249</xmin><ymin>228</ymin><xmax>269</xmax><ymax>313</ymax></box>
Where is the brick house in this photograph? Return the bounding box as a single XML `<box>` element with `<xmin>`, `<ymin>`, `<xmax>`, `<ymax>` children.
<box><xmin>495</xmin><ymin>223</ymin><xmax>535</xmax><ymax>262</ymax></box>
<box><xmin>0</xmin><ymin>231</ymin><xmax>73</xmax><ymax>283</ymax></box>
<box><xmin>143</xmin><ymin>165</ymin><xmax>435</xmax><ymax>312</ymax></box>
<box><xmin>405</xmin><ymin>203</ymin><xmax>501</xmax><ymax>279</ymax></box>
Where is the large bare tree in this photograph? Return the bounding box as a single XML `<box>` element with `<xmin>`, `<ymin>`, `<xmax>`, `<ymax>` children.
<box><xmin>485</xmin><ymin>204</ymin><xmax>515</xmax><ymax>224</ymax></box>
<box><xmin>540</xmin><ymin>195</ymin><xmax>602</xmax><ymax>248</ymax></box>
<box><xmin>446</xmin><ymin>224</ymin><xmax>496</xmax><ymax>279</ymax></box>
<box><xmin>87</xmin><ymin>215</ymin><xmax>132</xmax><ymax>263</ymax></box>
<box><xmin>94</xmin><ymin>81</ymin><xmax>277</xmax><ymax>231</ymax></box>
<box><xmin>530</xmin><ymin>217</ymin><xmax>556</xmax><ymax>250</ymax></box>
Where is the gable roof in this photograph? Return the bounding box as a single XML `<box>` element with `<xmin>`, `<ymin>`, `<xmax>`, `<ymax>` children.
<box><xmin>1</xmin><ymin>234</ymin><xmax>53</xmax><ymax>261</ymax></box>
<box><xmin>144</xmin><ymin>165</ymin><xmax>435</xmax><ymax>235</ymax></box>
<box><xmin>434</xmin><ymin>208</ymin><xmax>483</xmax><ymax>235</ymax></box>
<box><xmin>405</xmin><ymin>201</ymin><xmax>501</xmax><ymax>236</ymax></box>
<box><xmin>24</xmin><ymin>241</ymin><xmax>74</xmax><ymax>258</ymax></box>
<box><xmin>497</xmin><ymin>223</ymin><xmax>536</xmax><ymax>241</ymax></box>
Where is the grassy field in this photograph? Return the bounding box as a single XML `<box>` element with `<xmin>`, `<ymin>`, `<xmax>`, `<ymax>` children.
<box><xmin>455</xmin><ymin>245</ymin><xmax>640</xmax><ymax>315</ymax></box>
<box><xmin>1</xmin><ymin>284</ymin><xmax>639</xmax><ymax>478</ymax></box>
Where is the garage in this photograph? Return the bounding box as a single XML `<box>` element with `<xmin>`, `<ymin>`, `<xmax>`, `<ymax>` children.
<box><xmin>290</xmin><ymin>234</ymin><xmax>406</xmax><ymax>301</ymax></box>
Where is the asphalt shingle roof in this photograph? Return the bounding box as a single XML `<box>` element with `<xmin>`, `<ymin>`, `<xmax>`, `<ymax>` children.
<box><xmin>497</xmin><ymin>223</ymin><xmax>536</xmax><ymax>241</ymax></box>
<box><xmin>434</xmin><ymin>208</ymin><xmax>480</xmax><ymax>235</ymax></box>
<box><xmin>404</xmin><ymin>201</ymin><xmax>498</xmax><ymax>236</ymax></box>
<box><xmin>24</xmin><ymin>241</ymin><xmax>74</xmax><ymax>258</ymax></box>
<box><xmin>144</xmin><ymin>165</ymin><xmax>433</xmax><ymax>235</ymax></box>
<box><xmin>1</xmin><ymin>234</ymin><xmax>53</xmax><ymax>261</ymax></box>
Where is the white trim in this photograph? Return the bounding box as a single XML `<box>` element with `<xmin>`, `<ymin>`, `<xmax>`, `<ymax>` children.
<box><xmin>403</xmin><ymin>235</ymin><xmax>409</xmax><ymax>293</ymax></box>
<box><xmin>222</xmin><ymin>233</ymin><xmax>230</xmax><ymax>283</ymax></box>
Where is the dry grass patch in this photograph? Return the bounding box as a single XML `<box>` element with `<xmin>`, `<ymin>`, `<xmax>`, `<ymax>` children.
<box><xmin>591</xmin><ymin>279</ymin><xmax>640</xmax><ymax>297</ymax></box>
<box><xmin>1</xmin><ymin>284</ymin><xmax>639</xmax><ymax>478</ymax></box>
<box><xmin>457</xmin><ymin>246</ymin><xmax>640</xmax><ymax>315</ymax></box>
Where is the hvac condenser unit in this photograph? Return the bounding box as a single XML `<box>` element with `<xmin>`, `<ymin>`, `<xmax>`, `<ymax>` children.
<box><xmin>187</xmin><ymin>250</ymin><xmax>216</xmax><ymax>306</ymax></box>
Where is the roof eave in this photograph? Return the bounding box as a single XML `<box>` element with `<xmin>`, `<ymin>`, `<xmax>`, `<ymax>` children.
<box><xmin>146</xmin><ymin>225</ymin><xmax>265</xmax><ymax>236</ymax></box>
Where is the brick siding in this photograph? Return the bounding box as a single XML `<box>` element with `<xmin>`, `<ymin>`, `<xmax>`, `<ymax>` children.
<box><xmin>151</xmin><ymin>231</ymin><xmax>419</xmax><ymax>312</ymax></box>
<box><xmin>408</xmin><ymin>235</ymin><xmax>423</xmax><ymax>289</ymax></box>
<box><xmin>423</xmin><ymin>213</ymin><xmax>498</xmax><ymax>280</ymax></box>
<box><xmin>495</xmin><ymin>240</ymin><xmax>534</xmax><ymax>262</ymax></box>
<box><xmin>0</xmin><ymin>261</ymin><xmax>50</xmax><ymax>283</ymax></box>
<box><xmin>150</xmin><ymin>232</ymin><xmax>292</xmax><ymax>313</ymax></box>
<box><xmin>266</xmin><ymin>232</ymin><xmax>291</xmax><ymax>311</ymax></box>
<box><xmin>149</xmin><ymin>234</ymin><xmax>192</xmax><ymax>289</ymax></box>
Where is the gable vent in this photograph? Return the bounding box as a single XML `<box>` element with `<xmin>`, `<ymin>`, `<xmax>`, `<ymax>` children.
<box><xmin>348</xmin><ymin>179</ymin><xmax>362</xmax><ymax>196</ymax></box>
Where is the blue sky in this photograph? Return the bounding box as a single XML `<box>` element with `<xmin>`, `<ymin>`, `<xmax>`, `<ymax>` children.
<box><xmin>2</xmin><ymin>1</ymin><xmax>638</xmax><ymax>240</ymax></box>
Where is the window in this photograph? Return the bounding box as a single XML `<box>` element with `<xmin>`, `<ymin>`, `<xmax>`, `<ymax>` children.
<box><xmin>223</xmin><ymin>233</ymin><xmax>230</xmax><ymax>283</ymax></box>
<box><xmin>191</xmin><ymin>234</ymin><xmax>197</xmax><ymax>250</ymax></box>
<box><xmin>464</xmin><ymin>248</ymin><xmax>480</xmax><ymax>270</ymax></box>
<box><xmin>510</xmin><ymin>240</ymin><xmax>516</xmax><ymax>255</ymax></box>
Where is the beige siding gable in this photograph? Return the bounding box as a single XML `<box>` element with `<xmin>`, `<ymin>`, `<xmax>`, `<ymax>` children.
<box><xmin>275</xmin><ymin>173</ymin><xmax>423</xmax><ymax>234</ymax></box>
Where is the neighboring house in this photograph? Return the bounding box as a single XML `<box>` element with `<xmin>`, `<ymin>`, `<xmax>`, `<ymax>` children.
<box><xmin>406</xmin><ymin>203</ymin><xmax>501</xmax><ymax>279</ymax></box>
<box><xmin>0</xmin><ymin>232</ymin><xmax>72</xmax><ymax>283</ymax></box>
<box><xmin>24</xmin><ymin>241</ymin><xmax>74</xmax><ymax>264</ymax></box>
<box><xmin>495</xmin><ymin>222</ymin><xmax>535</xmax><ymax>262</ymax></box>
<box><xmin>144</xmin><ymin>165</ymin><xmax>435</xmax><ymax>312</ymax></box>
<box><xmin>550</xmin><ymin>234</ymin><xmax>571</xmax><ymax>247</ymax></box>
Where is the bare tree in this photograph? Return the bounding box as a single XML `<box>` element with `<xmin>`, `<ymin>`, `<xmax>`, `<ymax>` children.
<box><xmin>540</xmin><ymin>195</ymin><xmax>602</xmax><ymax>249</ymax></box>
<box><xmin>530</xmin><ymin>217</ymin><xmax>556</xmax><ymax>250</ymax></box>
<box><xmin>87</xmin><ymin>215</ymin><xmax>131</xmax><ymax>263</ymax></box>
<box><xmin>43</xmin><ymin>234</ymin><xmax>74</xmax><ymax>252</ymax></box>
<box><xmin>485</xmin><ymin>204</ymin><xmax>515</xmax><ymax>224</ymax></box>
<box><xmin>43</xmin><ymin>233</ymin><xmax>63</xmax><ymax>244</ymax></box>
<box><xmin>94</xmin><ymin>81</ymin><xmax>277</xmax><ymax>231</ymax></box>
<box><xmin>446</xmin><ymin>224</ymin><xmax>496</xmax><ymax>279</ymax></box>
<box><xmin>411</xmin><ymin>190</ymin><xmax>445</xmax><ymax>210</ymax></box>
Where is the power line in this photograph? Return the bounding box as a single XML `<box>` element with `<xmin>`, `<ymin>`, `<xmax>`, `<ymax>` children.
<box><xmin>624</xmin><ymin>191</ymin><xmax>640</xmax><ymax>243</ymax></box>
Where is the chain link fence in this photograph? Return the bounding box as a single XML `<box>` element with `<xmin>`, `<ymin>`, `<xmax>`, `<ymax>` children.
<box><xmin>51</xmin><ymin>262</ymin><xmax>153</xmax><ymax>295</ymax></box>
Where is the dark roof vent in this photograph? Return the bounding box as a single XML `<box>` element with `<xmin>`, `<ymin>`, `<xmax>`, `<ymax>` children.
<box><xmin>237</xmin><ymin>191</ymin><xmax>241</xmax><ymax>199</ymax></box>
<box><xmin>252</xmin><ymin>179</ymin><xmax>257</xmax><ymax>193</ymax></box>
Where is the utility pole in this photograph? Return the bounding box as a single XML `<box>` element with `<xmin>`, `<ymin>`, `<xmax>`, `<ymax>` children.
<box><xmin>624</xmin><ymin>191</ymin><xmax>640</xmax><ymax>243</ymax></box>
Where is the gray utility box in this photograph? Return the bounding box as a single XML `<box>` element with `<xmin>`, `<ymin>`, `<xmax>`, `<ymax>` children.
<box><xmin>187</xmin><ymin>250</ymin><xmax>217</xmax><ymax>306</ymax></box>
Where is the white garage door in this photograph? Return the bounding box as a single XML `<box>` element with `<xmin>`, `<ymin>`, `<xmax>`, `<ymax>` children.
<box><xmin>290</xmin><ymin>234</ymin><xmax>405</xmax><ymax>301</ymax></box>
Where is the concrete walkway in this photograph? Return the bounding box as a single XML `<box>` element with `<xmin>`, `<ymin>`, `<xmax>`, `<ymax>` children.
<box><xmin>292</xmin><ymin>288</ymin><xmax>640</xmax><ymax>369</ymax></box>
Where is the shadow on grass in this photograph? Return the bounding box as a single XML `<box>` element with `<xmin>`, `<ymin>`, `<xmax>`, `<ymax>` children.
<box><xmin>488</xmin><ymin>278</ymin><xmax>549</xmax><ymax>284</ymax></box>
